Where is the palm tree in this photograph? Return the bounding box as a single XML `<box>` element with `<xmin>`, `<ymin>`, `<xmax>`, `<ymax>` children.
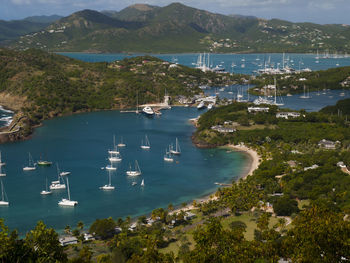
<box><xmin>64</xmin><ymin>225</ymin><xmax>71</xmax><ymax>235</ymax></box>
<box><xmin>77</xmin><ymin>221</ymin><xmax>84</xmax><ymax>231</ymax></box>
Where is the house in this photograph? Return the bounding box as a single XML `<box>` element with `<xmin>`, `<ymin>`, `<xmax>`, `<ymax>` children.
<box><xmin>276</xmin><ymin>112</ymin><xmax>301</xmax><ymax>119</ymax></box>
<box><xmin>114</xmin><ymin>227</ymin><xmax>122</xmax><ymax>234</ymax></box>
<box><xmin>211</xmin><ymin>125</ymin><xmax>236</xmax><ymax>133</ymax></box>
<box><xmin>337</xmin><ymin>161</ymin><xmax>347</xmax><ymax>168</ymax></box>
<box><xmin>59</xmin><ymin>236</ymin><xmax>78</xmax><ymax>246</ymax></box>
<box><xmin>318</xmin><ymin>139</ymin><xmax>339</xmax><ymax>149</ymax></box>
<box><xmin>247</xmin><ymin>107</ymin><xmax>269</xmax><ymax>113</ymax></box>
<box><xmin>128</xmin><ymin>223</ymin><xmax>137</xmax><ymax>232</ymax></box>
<box><xmin>184</xmin><ymin>212</ymin><xmax>196</xmax><ymax>221</ymax></box>
<box><xmin>83</xmin><ymin>233</ymin><xmax>95</xmax><ymax>241</ymax></box>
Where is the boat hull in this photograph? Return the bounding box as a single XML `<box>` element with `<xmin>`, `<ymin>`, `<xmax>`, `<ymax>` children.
<box><xmin>58</xmin><ymin>199</ymin><xmax>78</xmax><ymax>206</ymax></box>
<box><xmin>0</xmin><ymin>201</ymin><xmax>9</xmax><ymax>206</ymax></box>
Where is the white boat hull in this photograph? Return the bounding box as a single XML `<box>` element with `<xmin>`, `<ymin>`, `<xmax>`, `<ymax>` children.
<box><xmin>60</xmin><ymin>171</ymin><xmax>71</xmax><ymax>176</ymax></box>
<box><xmin>50</xmin><ymin>184</ymin><xmax>66</xmax><ymax>190</ymax></box>
<box><xmin>126</xmin><ymin>171</ymin><xmax>141</xmax><ymax>176</ymax></box>
<box><xmin>109</xmin><ymin>157</ymin><xmax>122</xmax><ymax>162</ymax></box>
<box><xmin>106</xmin><ymin>166</ymin><xmax>117</xmax><ymax>171</ymax></box>
<box><xmin>100</xmin><ymin>185</ymin><xmax>115</xmax><ymax>190</ymax></box>
<box><xmin>140</xmin><ymin>146</ymin><xmax>150</xmax><ymax>150</ymax></box>
<box><xmin>0</xmin><ymin>201</ymin><xmax>9</xmax><ymax>206</ymax></box>
<box><xmin>58</xmin><ymin>199</ymin><xmax>78</xmax><ymax>206</ymax></box>
<box><xmin>164</xmin><ymin>157</ymin><xmax>174</xmax><ymax>162</ymax></box>
<box><xmin>23</xmin><ymin>167</ymin><xmax>36</xmax><ymax>171</ymax></box>
<box><xmin>40</xmin><ymin>190</ymin><xmax>52</xmax><ymax>195</ymax></box>
<box><xmin>0</xmin><ymin>173</ymin><xmax>6</xmax><ymax>177</ymax></box>
<box><xmin>108</xmin><ymin>150</ymin><xmax>119</xmax><ymax>154</ymax></box>
<box><xmin>170</xmin><ymin>150</ymin><xmax>181</xmax><ymax>155</ymax></box>
<box><xmin>118</xmin><ymin>143</ymin><xmax>126</xmax><ymax>147</ymax></box>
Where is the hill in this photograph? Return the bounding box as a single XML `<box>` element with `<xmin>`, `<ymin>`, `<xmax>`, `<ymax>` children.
<box><xmin>0</xmin><ymin>48</ymin><xmax>235</xmax><ymax>141</ymax></box>
<box><xmin>9</xmin><ymin>2</ymin><xmax>350</xmax><ymax>53</ymax></box>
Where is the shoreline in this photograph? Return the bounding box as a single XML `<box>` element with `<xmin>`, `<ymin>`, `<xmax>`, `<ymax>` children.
<box><xmin>169</xmin><ymin>143</ymin><xmax>261</xmax><ymax>215</ymax></box>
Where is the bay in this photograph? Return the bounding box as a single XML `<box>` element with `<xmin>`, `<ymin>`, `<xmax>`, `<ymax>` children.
<box><xmin>0</xmin><ymin>107</ymin><xmax>246</xmax><ymax>234</ymax></box>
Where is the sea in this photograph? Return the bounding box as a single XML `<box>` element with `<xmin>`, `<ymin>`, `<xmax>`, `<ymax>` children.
<box><xmin>0</xmin><ymin>52</ymin><xmax>349</xmax><ymax>234</ymax></box>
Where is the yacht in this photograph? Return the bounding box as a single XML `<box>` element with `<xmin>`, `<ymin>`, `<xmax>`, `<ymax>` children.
<box><xmin>164</xmin><ymin>147</ymin><xmax>174</xmax><ymax>162</ymax></box>
<box><xmin>105</xmin><ymin>162</ymin><xmax>117</xmax><ymax>171</ymax></box>
<box><xmin>117</xmin><ymin>136</ymin><xmax>126</xmax><ymax>147</ymax></box>
<box><xmin>40</xmin><ymin>177</ymin><xmax>52</xmax><ymax>195</ymax></box>
<box><xmin>0</xmin><ymin>179</ymin><xmax>9</xmax><ymax>206</ymax></box>
<box><xmin>58</xmin><ymin>178</ymin><xmax>78</xmax><ymax>206</ymax></box>
<box><xmin>108</xmin><ymin>135</ymin><xmax>120</xmax><ymax>154</ymax></box>
<box><xmin>23</xmin><ymin>152</ymin><xmax>36</xmax><ymax>171</ymax></box>
<box><xmin>126</xmin><ymin>160</ymin><xmax>142</xmax><ymax>176</ymax></box>
<box><xmin>50</xmin><ymin>165</ymin><xmax>66</xmax><ymax>190</ymax></box>
<box><xmin>140</xmin><ymin>135</ymin><xmax>151</xmax><ymax>150</ymax></box>
<box><xmin>108</xmin><ymin>152</ymin><xmax>122</xmax><ymax>162</ymax></box>
<box><xmin>37</xmin><ymin>160</ymin><xmax>52</xmax><ymax>166</ymax></box>
<box><xmin>170</xmin><ymin>138</ymin><xmax>181</xmax><ymax>155</ymax></box>
<box><xmin>100</xmin><ymin>171</ymin><xmax>115</xmax><ymax>190</ymax></box>
<box><xmin>207</xmin><ymin>103</ymin><xmax>214</xmax><ymax>110</ymax></box>
<box><xmin>142</xmin><ymin>106</ymin><xmax>155</xmax><ymax>116</ymax></box>
<box><xmin>197</xmin><ymin>101</ymin><xmax>206</xmax><ymax>110</ymax></box>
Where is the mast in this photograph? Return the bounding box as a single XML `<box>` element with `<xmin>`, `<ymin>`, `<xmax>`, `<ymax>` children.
<box><xmin>67</xmin><ymin>178</ymin><xmax>71</xmax><ymax>201</ymax></box>
<box><xmin>274</xmin><ymin>78</ymin><xmax>277</xmax><ymax>104</ymax></box>
<box><xmin>108</xmin><ymin>171</ymin><xmax>111</xmax><ymax>186</ymax></box>
<box><xmin>1</xmin><ymin>180</ymin><xmax>4</xmax><ymax>201</ymax></box>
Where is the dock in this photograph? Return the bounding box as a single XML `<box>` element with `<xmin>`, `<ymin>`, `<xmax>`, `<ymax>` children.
<box><xmin>214</xmin><ymin>182</ymin><xmax>232</xmax><ymax>187</ymax></box>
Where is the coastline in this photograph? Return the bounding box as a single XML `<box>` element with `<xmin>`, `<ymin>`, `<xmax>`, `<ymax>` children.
<box><xmin>170</xmin><ymin>143</ymin><xmax>261</xmax><ymax>215</ymax></box>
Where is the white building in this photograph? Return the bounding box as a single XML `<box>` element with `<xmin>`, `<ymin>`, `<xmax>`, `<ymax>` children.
<box><xmin>59</xmin><ymin>236</ymin><xmax>78</xmax><ymax>246</ymax></box>
<box><xmin>276</xmin><ymin>112</ymin><xmax>301</xmax><ymax>119</ymax></box>
<box><xmin>248</xmin><ymin>107</ymin><xmax>269</xmax><ymax>113</ymax></box>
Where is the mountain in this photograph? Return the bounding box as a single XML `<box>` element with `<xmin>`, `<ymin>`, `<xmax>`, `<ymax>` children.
<box><xmin>9</xmin><ymin>2</ymin><xmax>350</xmax><ymax>53</ymax></box>
<box><xmin>0</xmin><ymin>16</ymin><xmax>62</xmax><ymax>45</ymax></box>
<box><xmin>23</xmin><ymin>15</ymin><xmax>63</xmax><ymax>23</ymax></box>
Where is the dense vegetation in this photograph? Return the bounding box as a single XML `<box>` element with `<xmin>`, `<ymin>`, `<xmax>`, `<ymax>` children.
<box><xmin>0</xmin><ymin>48</ymin><xmax>242</xmax><ymax>138</ymax></box>
<box><xmin>9</xmin><ymin>3</ymin><xmax>350</xmax><ymax>53</ymax></box>
<box><xmin>251</xmin><ymin>66</ymin><xmax>350</xmax><ymax>96</ymax></box>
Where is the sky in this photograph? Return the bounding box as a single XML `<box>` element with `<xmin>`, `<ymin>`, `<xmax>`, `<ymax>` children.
<box><xmin>1</xmin><ymin>0</ymin><xmax>349</xmax><ymax>25</ymax></box>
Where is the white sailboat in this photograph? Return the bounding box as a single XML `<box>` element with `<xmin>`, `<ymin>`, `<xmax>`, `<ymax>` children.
<box><xmin>164</xmin><ymin>146</ymin><xmax>174</xmax><ymax>162</ymax></box>
<box><xmin>0</xmin><ymin>164</ymin><xmax>5</xmax><ymax>177</ymax></box>
<box><xmin>117</xmin><ymin>136</ymin><xmax>126</xmax><ymax>147</ymax></box>
<box><xmin>100</xmin><ymin>171</ymin><xmax>115</xmax><ymax>190</ymax></box>
<box><xmin>140</xmin><ymin>135</ymin><xmax>151</xmax><ymax>150</ymax></box>
<box><xmin>141</xmin><ymin>179</ymin><xmax>144</xmax><ymax>187</ymax></box>
<box><xmin>58</xmin><ymin>177</ymin><xmax>78</xmax><ymax>206</ymax></box>
<box><xmin>105</xmin><ymin>161</ymin><xmax>117</xmax><ymax>171</ymax></box>
<box><xmin>197</xmin><ymin>101</ymin><xmax>206</xmax><ymax>109</ymax></box>
<box><xmin>126</xmin><ymin>160</ymin><xmax>142</xmax><ymax>176</ymax></box>
<box><xmin>50</xmin><ymin>165</ymin><xmax>66</xmax><ymax>190</ymax></box>
<box><xmin>40</xmin><ymin>177</ymin><xmax>52</xmax><ymax>195</ymax></box>
<box><xmin>170</xmin><ymin>138</ymin><xmax>181</xmax><ymax>155</ymax></box>
<box><xmin>300</xmin><ymin>85</ymin><xmax>310</xmax><ymax>99</ymax></box>
<box><xmin>23</xmin><ymin>152</ymin><xmax>36</xmax><ymax>171</ymax></box>
<box><xmin>142</xmin><ymin>106</ymin><xmax>155</xmax><ymax>116</ymax></box>
<box><xmin>108</xmin><ymin>152</ymin><xmax>122</xmax><ymax>162</ymax></box>
<box><xmin>108</xmin><ymin>135</ymin><xmax>120</xmax><ymax>154</ymax></box>
<box><xmin>0</xmin><ymin>151</ymin><xmax>5</xmax><ymax>166</ymax></box>
<box><xmin>0</xmin><ymin>179</ymin><xmax>9</xmax><ymax>206</ymax></box>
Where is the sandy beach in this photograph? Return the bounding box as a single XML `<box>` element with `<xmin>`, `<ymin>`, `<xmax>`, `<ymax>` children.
<box><xmin>170</xmin><ymin>143</ymin><xmax>261</xmax><ymax>215</ymax></box>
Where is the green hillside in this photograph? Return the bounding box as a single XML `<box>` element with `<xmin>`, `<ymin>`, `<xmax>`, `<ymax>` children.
<box><xmin>9</xmin><ymin>3</ymin><xmax>350</xmax><ymax>53</ymax></box>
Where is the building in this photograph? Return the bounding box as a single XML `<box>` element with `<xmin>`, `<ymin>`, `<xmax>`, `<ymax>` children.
<box><xmin>304</xmin><ymin>164</ymin><xmax>319</xmax><ymax>171</ymax></box>
<box><xmin>184</xmin><ymin>212</ymin><xmax>196</xmax><ymax>221</ymax></box>
<box><xmin>276</xmin><ymin>112</ymin><xmax>301</xmax><ymax>119</ymax></box>
<box><xmin>83</xmin><ymin>233</ymin><xmax>95</xmax><ymax>241</ymax></box>
<box><xmin>247</xmin><ymin>107</ymin><xmax>269</xmax><ymax>113</ymax></box>
<box><xmin>211</xmin><ymin>125</ymin><xmax>236</xmax><ymax>133</ymax></box>
<box><xmin>337</xmin><ymin>161</ymin><xmax>347</xmax><ymax>168</ymax></box>
<box><xmin>318</xmin><ymin>139</ymin><xmax>339</xmax><ymax>149</ymax></box>
<box><xmin>59</xmin><ymin>236</ymin><xmax>78</xmax><ymax>246</ymax></box>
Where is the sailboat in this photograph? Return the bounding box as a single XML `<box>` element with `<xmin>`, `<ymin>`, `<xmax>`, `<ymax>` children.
<box><xmin>0</xmin><ymin>151</ymin><xmax>5</xmax><ymax>166</ymax></box>
<box><xmin>58</xmin><ymin>177</ymin><xmax>78</xmax><ymax>206</ymax></box>
<box><xmin>126</xmin><ymin>160</ymin><xmax>142</xmax><ymax>176</ymax></box>
<box><xmin>40</xmin><ymin>177</ymin><xmax>52</xmax><ymax>195</ymax></box>
<box><xmin>105</xmin><ymin>161</ymin><xmax>117</xmax><ymax>171</ymax></box>
<box><xmin>170</xmin><ymin>138</ymin><xmax>181</xmax><ymax>155</ymax></box>
<box><xmin>23</xmin><ymin>152</ymin><xmax>36</xmax><ymax>171</ymax></box>
<box><xmin>273</xmin><ymin>78</ymin><xmax>284</xmax><ymax>106</ymax></box>
<box><xmin>164</xmin><ymin>146</ymin><xmax>174</xmax><ymax>162</ymax></box>
<box><xmin>50</xmin><ymin>165</ymin><xmax>66</xmax><ymax>190</ymax></box>
<box><xmin>0</xmin><ymin>179</ymin><xmax>9</xmax><ymax>206</ymax></box>
<box><xmin>57</xmin><ymin>163</ymin><xmax>70</xmax><ymax>176</ymax></box>
<box><xmin>108</xmin><ymin>151</ymin><xmax>122</xmax><ymax>162</ymax></box>
<box><xmin>141</xmin><ymin>179</ymin><xmax>144</xmax><ymax>187</ymax></box>
<box><xmin>100</xmin><ymin>171</ymin><xmax>115</xmax><ymax>190</ymax></box>
<box><xmin>108</xmin><ymin>135</ymin><xmax>120</xmax><ymax>154</ymax></box>
<box><xmin>140</xmin><ymin>135</ymin><xmax>151</xmax><ymax>150</ymax></box>
<box><xmin>300</xmin><ymin>85</ymin><xmax>310</xmax><ymax>99</ymax></box>
<box><xmin>117</xmin><ymin>136</ymin><xmax>126</xmax><ymax>147</ymax></box>
<box><xmin>0</xmin><ymin>164</ymin><xmax>5</xmax><ymax>177</ymax></box>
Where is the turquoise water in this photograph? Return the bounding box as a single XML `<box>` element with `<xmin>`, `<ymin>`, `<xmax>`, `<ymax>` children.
<box><xmin>59</xmin><ymin>52</ymin><xmax>350</xmax><ymax>75</ymax></box>
<box><xmin>0</xmin><ymin>108</ymin><xmax>247</xmax><ymax>234</ymax></box>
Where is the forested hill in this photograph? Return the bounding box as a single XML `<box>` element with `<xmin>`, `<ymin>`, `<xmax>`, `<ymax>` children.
<box><xmin>0</xmin><ymin>48</ymin><xmax>234</xmax><ymax>138</ymax></box>
<box><xmin>9</xmin><ymin>2</ymin><xmax>350</xmax><ymax>53</ymax></box>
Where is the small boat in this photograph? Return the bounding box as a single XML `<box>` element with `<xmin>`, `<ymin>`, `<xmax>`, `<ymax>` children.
<box><xmin>23</xmin><ymin>152</ymin><xmax>36</xmax><ymax>171</ymax></box>
<box><xmin>141</xmin><ymin>179</ymin><xmax>144</xmax><ymax>187</ymax></box>
<box><xmin>50</xmin><ymin>165</ymin><xmax>66</xmax><ymax>190</ymax></box>
<box><xmin>105</xmin><ymin>163</ymin><xmax>117</xmax><ymax>171</ymax></box>
<box><xmin>0</xmin><ymin>179</ymin><xmax>9</xmax><ymax>206</ymax></box>
<box><xmin>117</xmin><ymin>136</ymin><xmax>126</xmax><ymax>147</ymax></box>
<box><xmin>0</xmin><ymin>163</ymin><xmax>5</xmax><ymax>177</ymax></box>
<box><xmin>142</xmin><ymin>106</ymin><xmax>154</xmax><ymax>116</ymax></box>
<box><xmin>108</xmin><ymin>152</ymin><xmax>122</xmax><ymax>162</ymax></box>
<box><xmin>100</xmin><ymin>171</ymin><xmax>115</xmax><ymax>190</ymax></box>
<box><xmin>132</xmin><ymin>182</ymin><xmax>137</xmax><ymax>186</ymax></box>
<box><xmin>164</xmin><ymin>147</ymin><xmax>174</xmax><ymax>162</ymax></box>
<box><xmin>286</xmin><ymin>93</ymin><xmax>293</xmax><ymax>97</ymax></box>
<box><xmin>58</xmin><ymin>178</ymin><xmax>78</xmax><ymax>206</ymax></box>
<box><xmin>40</xmin><ymin>177</ymin><xmax>52</xmax><ymax>195</ymax></box>
<box><xmin>197</xmin><ymin>101</ymin><xmax>206</xmax><ymax>110</ymax></box>
<box><xmin>0</xmin><ymin>151</ymin><xmax>5</xmax><ymax>166</ymax></box>
<box><xmin>37</xmin><ymin>160</ymin><xmax>52</xmax><ymax>166</ymax></box>
<box><xmin>170</xmin><ymin>138</ymin><xmax>181</xmax><ymax>155</ymax></box>
<box><xmin>57</xmin><ymin>163</ymin><xmax>70</xmax><ymax>176</ymax></box>
<box><xmin>140</xmin><ymin>135</ymin><xmax>151</xmax><ymax>150</ymax></box>
<box><xmin>126</xmin><ymin>160</ymin><xmax>142</xmax><ymax>176</ymax></box>
<box><xmin>108</xmin><ymin>135</ymin><xmax>120</xmax><ymax>154</ymax></box>
<box><xmin>207</xmin><ymin>103</ymin><xmax>214</xmax><ymax>110</ymax></box>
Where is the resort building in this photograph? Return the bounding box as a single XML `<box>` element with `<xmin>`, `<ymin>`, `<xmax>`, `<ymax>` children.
<box><xmin>276</xmin><ymin>112</ymin><xmax>301</xmax><ymax>119</ymax></box>
<box><xmin>337</xmin><ymin>161</ymin><xmax>347</xmax><ymax>168</ymax></box>
<box><xmin>59</xmin><ymin>236</ymin><xmax>78</xmax><ymax>246</ymax></box>
<box><xmin>318</xmin><ymin>139</ymin><xmax>339</xmax><ymax>149</ymax></box>
<box><xmin>211</xmin><ymin>125</ymin><xmax>236</xmax><ymax>133</ymax></box>
<box><xmin>247</xmin><ymin>107</ymin><xmax>269</xmax><ymax>113</ymax></box>
<box><xmin>304</xmin><ymin>164</ymin><xmax>319</xmax><ymax>171</ymax></box>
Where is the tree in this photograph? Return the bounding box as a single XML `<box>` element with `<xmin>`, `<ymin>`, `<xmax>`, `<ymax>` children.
<box><xmin>89</xmin><ymin>218</ymin><xmax>116</xmax><ymax>240</ymax></box>
<box><xmin>273</xmin><ymin>197</ymin><xmax>299</xmax><ymax>216</ymax></box>
<box><xmin>167</xmin><ymin>203</ymin><xmax>174</xmax><ymax>211</ymax></box>
<box><xmin>77</xmin><ymin>221</ymin><xmax>84</xmax><ymax>231</ymax></box>
<box><xmin>285</xmin><ymin>206</ymin><xmax>350</xmax><ymax>262</ymax></box>
<box><xmin>64</xmin><ymin>225</ymin><xmax>71</xmax><ymax>235</ymax></box>
<box><xmin>24</xmin><ymin>221</ymin><xmax>67</xmax><ymax>262</ymax></box>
